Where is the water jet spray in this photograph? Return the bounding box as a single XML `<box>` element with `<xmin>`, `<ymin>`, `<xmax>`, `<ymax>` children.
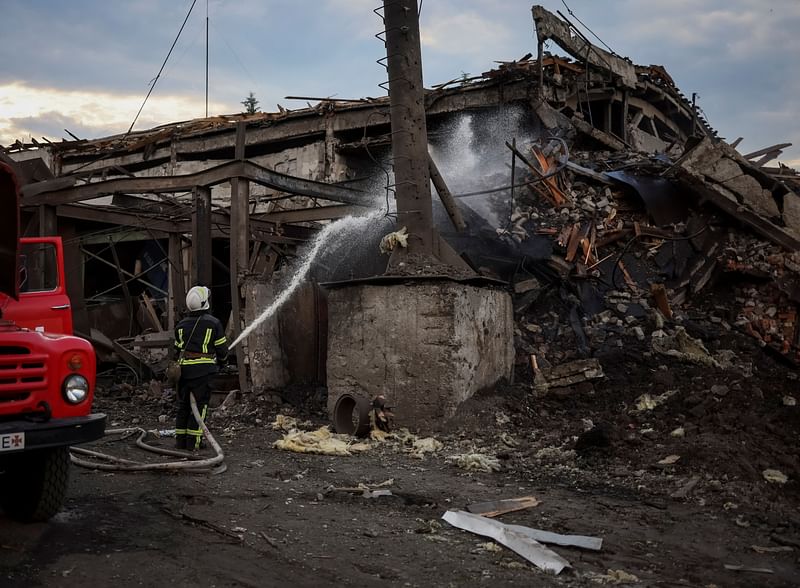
<box><xmin>229</xmin><ymin>210</ymin><xmax>384</xmax><ymax>350</ymax></box>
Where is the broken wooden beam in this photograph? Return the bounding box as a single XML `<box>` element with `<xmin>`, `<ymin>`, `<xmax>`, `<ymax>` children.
<box><xmin>428</xmin><ymin>153</ymin><xmax>467</xmax><ymax>232</ymax></box>
<box><xmin>23</xmin><ymin>160</ymin><xmax>369</xmax><ymax>208</ymax></box>
<box><xmin>467</xmin><ymin>496</ymin><xmax>541</xmax><ymax>518</ymax></box>
<box><xmin>565</xmin><ymin>160</ymin><xmax>613</xmax><ymax>185</ymax></box>
<box><xmin>571</xmin><ymin>117</ymin><xmax>626</xmax><ymax>151</ymax></box>
<box><xmin>505</xmin><ymin>141</ymin><xmax>565</xmax><ymax>206</ymax></box>
<box><xmin>634</xmin><ymin>222</ymin><xmax>676</xmax><ymax>240</ymax></box>
<box><xmin>530</xmin><ymin>146</ymin><xmax>568</xmax><ymax>205</ymax></box>
<box><xmin>743</xmin><ymin>142</ymin><xmax>792</xmax><ymax>160</ymax></box>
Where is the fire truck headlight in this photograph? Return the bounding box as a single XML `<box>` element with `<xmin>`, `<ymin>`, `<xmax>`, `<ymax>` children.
<box><xmin>63</xmin><ymin>375</ymin><xmax>89</xmax><ymax>404</ymax></box>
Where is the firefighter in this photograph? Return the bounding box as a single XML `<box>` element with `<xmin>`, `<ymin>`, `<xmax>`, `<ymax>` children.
<box><xmin>173</xmin><ymin>285</ymin><xmax>228</xmax><ymax>450</ymax></box>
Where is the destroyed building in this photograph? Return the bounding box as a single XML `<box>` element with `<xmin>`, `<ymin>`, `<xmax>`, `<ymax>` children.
<box><xmin>4</xmin><ymin>4</ymin><xmax>799</xmax><ymax>418</ymax></box>
<box><xmin>3</xmin><ymin>4</ymin><xmax>800</xmax><ymax>582</ymax></box>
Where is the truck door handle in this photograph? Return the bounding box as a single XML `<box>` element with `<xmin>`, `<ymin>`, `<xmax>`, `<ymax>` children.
<box><xmin>51</xmin><ymin>304</ymin><xmax>70</xmax><ymax>310</ymax></box>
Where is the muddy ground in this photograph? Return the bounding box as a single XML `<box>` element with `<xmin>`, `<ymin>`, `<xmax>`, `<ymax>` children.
<box><xmin>1</xmin><ymin>328</ymin><xmax>799</xmax><ymax>587</ymax></box>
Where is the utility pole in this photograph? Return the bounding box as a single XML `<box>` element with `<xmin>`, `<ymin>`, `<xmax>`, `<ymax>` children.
<box><xmin>383</xmin><ymin>0</ymin><xmax>434</xmax><ymax>261</ymax></box>
<box><xmin>205</xmin><ymin>0</ymin><xmax>209</xmax><ymax>118</ymax></box>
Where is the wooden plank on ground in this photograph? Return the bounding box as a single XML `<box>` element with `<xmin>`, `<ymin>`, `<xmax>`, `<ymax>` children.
<box><xmin>466</xmin><ymin>496</ymin><xmax>541</xmax><ymax>518</ymax></box>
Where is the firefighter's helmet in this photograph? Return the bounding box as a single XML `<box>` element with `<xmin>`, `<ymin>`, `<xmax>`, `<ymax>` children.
<box><xmin>186</xmin><ymin>285</ymin><xmax>210</xmax><ymax>311</ymax></box>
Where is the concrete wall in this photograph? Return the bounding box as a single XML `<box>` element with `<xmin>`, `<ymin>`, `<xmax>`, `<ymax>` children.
<box><xmin>326</xmin><ymin>280</ymin><xmax>514</xmax><ymax>429</ymax></box>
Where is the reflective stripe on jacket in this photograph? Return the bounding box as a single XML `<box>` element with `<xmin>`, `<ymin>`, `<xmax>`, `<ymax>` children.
<box><xmin>174</xmin><ymin>311</ymin><xmax>228</xmax><ymax>377</ymax></box>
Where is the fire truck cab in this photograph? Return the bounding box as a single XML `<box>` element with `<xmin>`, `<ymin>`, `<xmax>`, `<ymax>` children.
<box><xmin>0</xmin><ymin>160</ymin><xmax>105</xmax><ymax>522</ymax></box>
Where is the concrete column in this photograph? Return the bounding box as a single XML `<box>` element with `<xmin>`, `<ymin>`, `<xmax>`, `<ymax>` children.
<box><xmin>230</xmin><ymin>121</ymin><xmax>250</xmax><ymax>392</ymax></box>
<box><xmin>383</xmin><ymin>0</ymin><xmax>434</xmax><ymax>258</ymax></box>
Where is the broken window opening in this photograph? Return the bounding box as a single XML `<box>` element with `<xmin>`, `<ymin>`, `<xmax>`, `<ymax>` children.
<box><xmin>19</xmin><ymin>242</ymin><xmax>58</xmax><ymax>293</ymax></box>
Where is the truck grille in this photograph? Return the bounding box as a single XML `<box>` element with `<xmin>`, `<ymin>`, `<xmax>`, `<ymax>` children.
<box><xmin>0</xmin><ymin>345</ymin><xmax>48</xmax><ymax>403</ymax></box>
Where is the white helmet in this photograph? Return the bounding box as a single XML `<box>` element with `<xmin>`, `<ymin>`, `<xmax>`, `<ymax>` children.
<box><xmin>186</xmin><ymin>285</ymin><xmax>210</xmax><ymax>311</ymax></box>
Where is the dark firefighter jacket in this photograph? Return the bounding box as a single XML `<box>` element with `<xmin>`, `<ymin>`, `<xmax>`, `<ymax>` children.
<box><xmin>173</xmin><ymin>310</ymin><xmax>228</xmax><ymax>379</ymax></box>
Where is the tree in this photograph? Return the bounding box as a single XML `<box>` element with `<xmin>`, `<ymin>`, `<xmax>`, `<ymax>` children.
<box><xmin>241</xmin><ymin>92</ymin><xmax>260</xmax><ymax>114</ymax></box>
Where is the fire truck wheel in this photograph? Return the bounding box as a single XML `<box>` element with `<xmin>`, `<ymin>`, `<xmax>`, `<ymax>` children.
<box><xmin>0</xmin><ymin>447</ymin><xmax>70</xmax><ymax>522</ymax></box>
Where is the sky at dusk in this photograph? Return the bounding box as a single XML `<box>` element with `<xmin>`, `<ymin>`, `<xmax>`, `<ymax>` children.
<box><xmin>1</xmin><ymin>0</ymin><xmax>798</xmax><ymax>167</ymax></box>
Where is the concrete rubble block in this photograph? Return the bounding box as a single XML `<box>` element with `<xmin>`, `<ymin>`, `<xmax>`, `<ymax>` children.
<box><xmin>514</xmin><ymin>278</ymin><xmax>541</xmax><ymax>294</ymax></box>
<box><xmin>539</xmin><ymin>358</ymin><xmax>604</xmax><ymax>389</ymax></box>
<box><xmin>652</xmin><ymin>326</ymin><xmax>719</xmax><ymax>367</ymax></box>
<box><xmin>532</xmin><ymin>4</ymin><xmax>637</xmax><ymax>88</ymax></box>
<box><xmin>677</xmin><ymin>137</ymin><xmax>725</xmax><ymax>174</ymax></box>
<box><xmin>679</xmin><ymin>138</ymin><xmax>781</xmax><ymax>219</ymax></box>
<box><xmin>533</xmin><ymin>100</ymin><xmax>576</xmax><ymax>137</ymax></box>
<box><xmin>326</xmin><ymin>281</ymin><xmax>514</xmax><ymax>429</ymax></box>
<box><xmin>723</xmin><ymin>173</ymin><xmax>780</xmax><ymax>218</ymax></box>
<box><xmin>628</xmin><ymin>128</ymin><xmax>669</xmax><ymax>154</ymax></box>
<box><xmin>783</xmin><ymin>192</ymin><xmax>800</xmax><ymax>240</ymax></box>
<box><xmin>708</xmin><ymin>157</ymin><xmax>742</xmax><ymax>184</ymax></box>
<box><xmin>708</xmin><ymin>182</ymin><xmax>741</xmax><ymax>204</ymax></box>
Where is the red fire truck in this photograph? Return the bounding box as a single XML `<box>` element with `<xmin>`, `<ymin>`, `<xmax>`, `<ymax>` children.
<box><xmin>0</xmin><ymin>160</ymin><xmax>105</xmax><ymax>521</ymax></box>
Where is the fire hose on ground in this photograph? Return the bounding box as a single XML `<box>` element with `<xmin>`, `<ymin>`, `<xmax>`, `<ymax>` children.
<box><xmin>70</xmin><ymin>393</ymin><xmax>226</xmax><ymax>474</ymax></box>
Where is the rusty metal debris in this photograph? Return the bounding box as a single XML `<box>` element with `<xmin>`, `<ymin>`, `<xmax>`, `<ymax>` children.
<box><xmin>332</xmin><ymin>393</ymin><xmax>371</xmax><ymax>438</ymax></box>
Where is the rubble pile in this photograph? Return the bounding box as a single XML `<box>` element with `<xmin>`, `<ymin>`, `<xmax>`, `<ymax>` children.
<box><xmin>503</xmin><ymin>135</ymin><xmax>800</xmax><ymax>381</ymax></box>
<box><xmin>465</xmin><ymin>107</ymin><xmax>800</xmax><ymax>496</ymax></box>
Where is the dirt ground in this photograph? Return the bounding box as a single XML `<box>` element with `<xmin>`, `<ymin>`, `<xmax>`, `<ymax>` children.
<box><xmin>0</xmin><ymin>338</ymin><xmax>800</xmax><ymax>587</ymax></box>
<box><xmin>1</xmin><ymin>327</ymin><xmax>799</xmax><ymax>587</ymax></box>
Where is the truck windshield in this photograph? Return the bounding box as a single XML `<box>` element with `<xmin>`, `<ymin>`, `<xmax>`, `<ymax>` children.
<box><xmin>19</xmin><ymin>242</ymin><xmax>58</xmax><ymax>293</ymax></box>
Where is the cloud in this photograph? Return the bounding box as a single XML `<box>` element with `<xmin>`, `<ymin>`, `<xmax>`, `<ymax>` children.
<box><xmin>608</xmin><ymin>0</ymin><xmax>800</xmax><ymax>62</ymax></box>
<box><xmin>3</xmin><ymin>112</ymin><xmax>109</xmax><ymax>143</ymax></box>
<box><xmin>0</xmin><ymin>0</ymin><xmax>206</xmax><ymax>93</ymax></box>
<box><xmin>0</xmin><ymin>0</ymin><xmax>797</xmax><ymax>167</ymax></box>
<box><xmin>322</xmin><ymin>0</ymin><xmax>378</xmax><ymax>37</ymax></box>
<box><xmin>421</xmin><ymin>12</ymin><xmax>510</xmax><ymax>57</ymax></box>
<box><xmin>0</xmin><ymin>82</ymin><xmax>228</xmax><ymax>145</ymax></box>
